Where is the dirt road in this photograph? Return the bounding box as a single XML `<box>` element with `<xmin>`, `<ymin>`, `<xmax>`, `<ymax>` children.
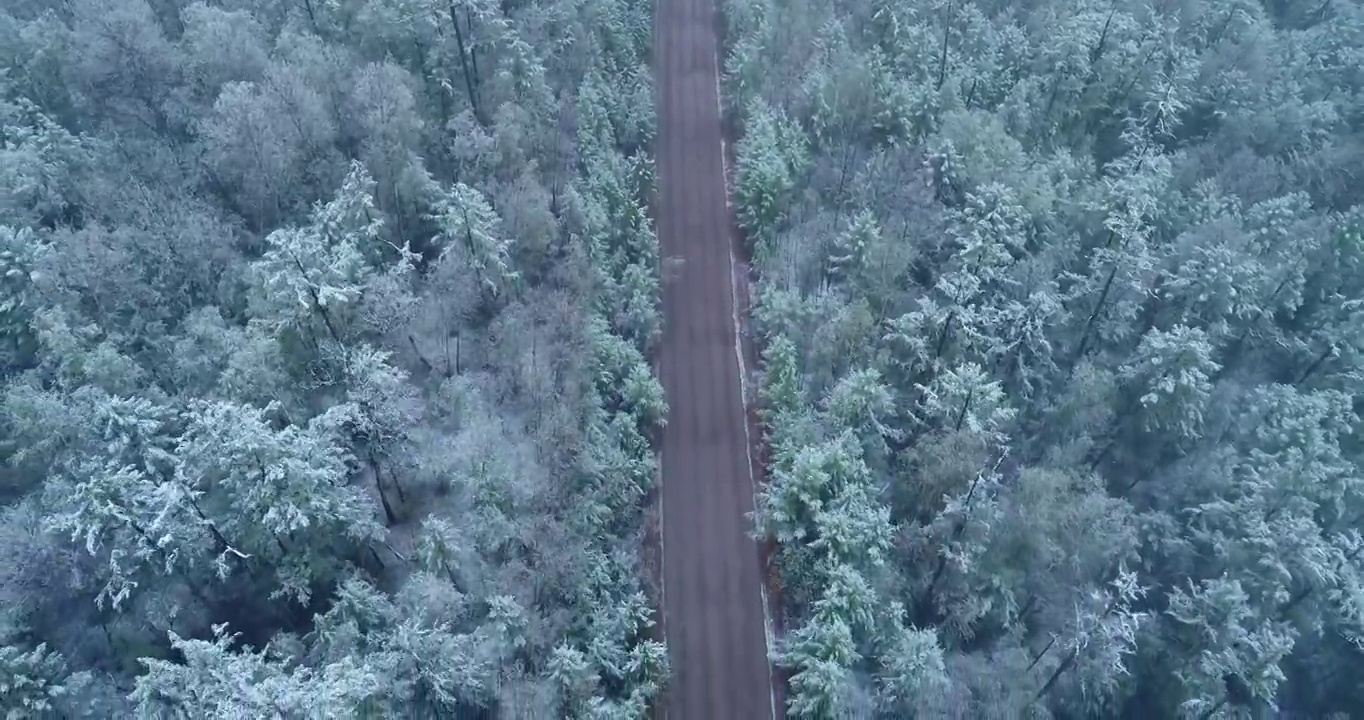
<box><xmin>653</xmin><ymin>0</ymin><xmax>777</xmax><ymax>717</ymax></box>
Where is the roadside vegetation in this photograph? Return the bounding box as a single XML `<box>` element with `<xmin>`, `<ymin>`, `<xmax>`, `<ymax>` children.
<box><xmin>0</xmin><ymin>0</ymin><xmax>666</xmax><ymax>716</ymax></box>
<box><xmin>725</xmin><ymin>0</ymin><xmax>1364</xmax><ymax>716</ymax></box>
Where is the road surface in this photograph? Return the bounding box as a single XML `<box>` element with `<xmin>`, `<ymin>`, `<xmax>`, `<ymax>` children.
<box><xmin>654</xmin><ymin>0</ymin><xmax>777</xmax><ymax>717</ymax></box>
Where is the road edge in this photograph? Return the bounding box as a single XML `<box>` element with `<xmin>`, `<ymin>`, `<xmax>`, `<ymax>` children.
<box><xmin>711</xmin><ymin>3</ymin><xmax>787</xmax><ymax>717</ymax></box>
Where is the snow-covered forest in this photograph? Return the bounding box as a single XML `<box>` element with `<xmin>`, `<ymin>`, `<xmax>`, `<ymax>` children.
<box><xmin>4</xmin><ymin>0</ymin><xmax>1364</xmax><ymax>717</ymax></box>
<box><xmin>726</xmin><ymin>0</ymin><xmax>1364</xmax><ymax>717</ymax></box>
<box><xmin>0</xmin><ymin>0</ymin><xmax>667</xmax><ymax>716</ymax></box>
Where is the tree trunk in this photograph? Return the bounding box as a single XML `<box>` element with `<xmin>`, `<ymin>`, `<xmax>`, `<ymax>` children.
<box><xmin>449</xmin><ymin>3</ymin><xmax>483</xmax><ymax>124</ymax></box>
<box><xmin>1070</xmin><ymin>264</ymin><xmax>1118</xmax><ymax>372</ymax></box>
<box><xmin>1293</xmin><ymin>343</ymin><xmax>1336</xmax><ymax>386</ymax></box>
<box><xmin>936</xmin><ymin>0</ymin><xmax>953</xmax><ymax>90</ymax></box>
<box><xmin>953</xmin><ymin>387</ymin><xmax>974</xmax><ymax>432</ymax></box>
<box><xmin>935</xmin><ymin>309</ymin><xmax>957</xmax><ymax>360</ymax></box>
<box><xmin>370</xmin><ymin>455</ymin><xmax>398</xmax><ymax>525</ymax></box>
<box><xmin>409</xmin><ymin>335</ymin><xmax>436</xmax><ymax>374</ymax></box>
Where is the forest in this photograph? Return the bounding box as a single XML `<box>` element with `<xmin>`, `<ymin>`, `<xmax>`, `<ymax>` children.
<box><xmin>726</xmin><ymin>0</ymin><xmax>1364</xmax><ymax>717</ymax></box>
<box><xmin>3</xmin><ymin>0</ymin><xmax>1364</xmax><ymax>718</ymax></box>
<box><xmin>0</xmin><ymin>0</ymin><xmax>667</xmax><ymax>716</ymax></box>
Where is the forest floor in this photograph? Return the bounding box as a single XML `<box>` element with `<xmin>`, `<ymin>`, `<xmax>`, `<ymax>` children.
<box><xmin>653</xmin><ymin>0</ymin><xmax>779</xmax><ymax>716</ymax></box>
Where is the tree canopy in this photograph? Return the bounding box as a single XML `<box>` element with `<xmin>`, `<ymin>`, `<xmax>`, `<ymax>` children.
<box><xmin>727</xmin><ymin>0</ymin><xmax>1364</xmax><ymax>716</ymax></box>
<box><xmin>0</xmin><ymin>0</ymin><xmax>665</xmax><ymax>716</ymax></box>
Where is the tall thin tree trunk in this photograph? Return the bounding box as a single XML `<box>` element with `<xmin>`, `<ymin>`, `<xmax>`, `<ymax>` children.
<box><xmin>370</xmin><ymin>456</ymin><xmax>398</xmax><ymax>525</ymax></box>
<box><xmin>465</xmin><ymin>11</ymin><xmax>480</xmax><ymax>87</ymax></box>
<box><xmin>449</xmin><ymin>3</ymin><xmax>483</xmax><ymax>124</ymax></box>
<box><xmin>1071</xmin><ymin>264</ymin><xmax>1118</xmax><ymax>371</ymax></box>
<box><xmin>936</xmin><ymin>0</ymin><xmax>953</xmax><ymax>90</ymax></box>
<box><xmin>301</xmin><ymin>0</ymin><xmax>319</xmax><ymax>33</ymax></box>
<box><xmin>1294</xmin><ymin>343</ymin><xmax>1337</xmax><ymax>386</ymax></box>
<box><xmin>953</xmin><ymin>388</ymin><xmax>974</xmax><ymax>432</ymax></box>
